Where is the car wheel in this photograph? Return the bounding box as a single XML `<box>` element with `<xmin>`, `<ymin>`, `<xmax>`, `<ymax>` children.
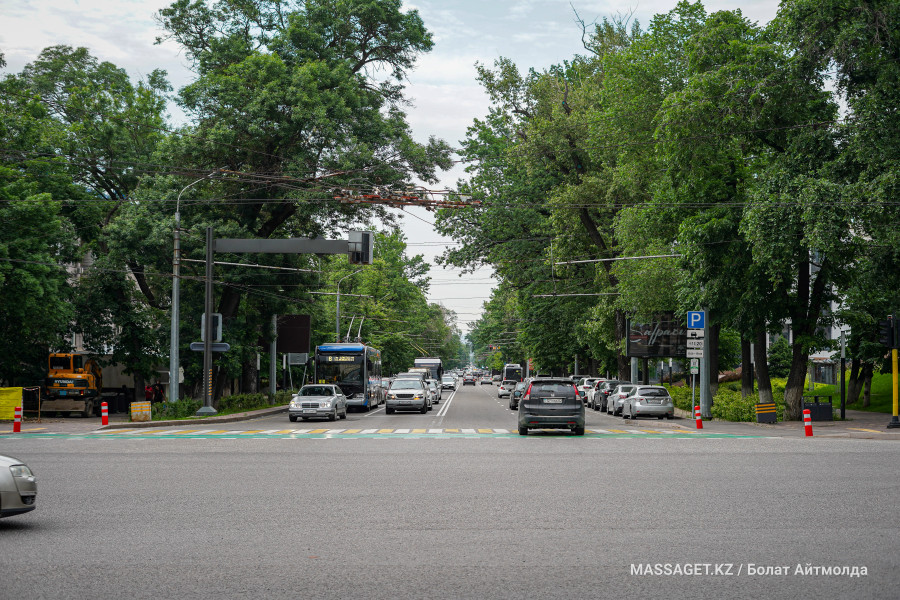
<box><xmin>573</xmin><ymin>426</ymin><xmax>585</xmax><ymax>436</ymax></box>
<box><xmin>340</xmin><ymin>409</ymin><xmax>347</xmax><ymax>420</ymax></box>
<box><xmin>518</xmin><ymin>426</ymin><xmax>528</xmax><ymax>436</ymax></box>
<box><xmin>666</xmin><ymin>413</ymin><xmax>674</xmax><ymax>419</ymax></box>
<box><xmin>420</xmin><ymin>403</ymin><xmax>428</xmax><ymax>414</ymax></box>
<box><xmin>385</xmin><ymin>407</ymin><xmax>394</xmax><ymax>414</ymax></box>
<box><xmin>657</xmin><ymin>415</ymin><xmax>664</xmax><ymax>420</ymax></box>
<box><xmin>328</xmin><ymin>411</ymin><xmax>337</xmax><ymax>421</ymax></box>
<box><xmin>82</xmin><ymin>400</ymin><xmax>94</xmax><ymax>418</ymax></box>
<box><xmin>289</xmin><ymin>415</ymin><xmax>298</xmax><ymax>422</ymax></box>
<box><xmin>301</xmin><ymin>417</ymin><xmax>309</xmax><ymax>421</ymax></box>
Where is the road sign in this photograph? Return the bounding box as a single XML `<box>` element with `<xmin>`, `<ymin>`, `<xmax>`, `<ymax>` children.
<box><xmin>690</xmin><ymin>359</ymin><xmax>699</xmax><ymax>367</ymax></box>
<box><xmin>686</xmin><ymin>348</ymin><xmax>704</xmax><ymax>358</ymax></box>
<box><xmin>690</xmin><ymin>365</ymin><xmax>699</xmax><ymax>374</ymax></box>
<box><xmin>687</xmin><ymin>329</ymin><xmax>705</xmax><ymax>339</ymax></box>
<box><xmin>687</xmin><ymin>311</ymin><xmax>706</xmax><ymax>330</ymax></box>
<box><xmin>190</xmin><ymin>342</ymin><xmax>230</xmax><ymax>352</ymax></box>
<box><xmin>686</xmin><ymin>339</ymin><xmax>704</xmax><ymax>349</ymax></box>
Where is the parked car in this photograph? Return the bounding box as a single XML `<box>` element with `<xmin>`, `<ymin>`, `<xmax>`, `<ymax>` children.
<box><xmin>426</xmin><ymin>379</ymin><xmax>441</xmax><ymax>404</ymax></box>
<box><xmin>607</xmin><ymin>384</ymin><xmax>637</xmax><ymax>416</ymax></box>
<box><xmin>480</xmin><ymin>376</ymin><xmax>492</xmax><ymax>385</ymax></box>
<box><xmin>385</xmin><ymin>379</ymin><xmax>431</xmax><ymax>414</ymax></box>
<box><xmin>585</xmin><ymin>380</ymin><xmax>606</xmax><ymax>410</ymax></box>
<box><xmin>594</xmin><ymin>380</ymin><xmax>627</xmax><ymax>412</ymax></box>
<box><xmin>509</xmin><ymin>381</ymin><xmax>527</xmax><ymax>410</ymax></box>
<box><xmin>576</xmin><ymin>377</ymin><xmax>600</xmax><ymax>400</ymax></box>
<box><xmin>463</xmin><ymin>373</ymin><xmax>476</xmax><ymax>386</ymax></box>
<box><xmin>518</xmin><ymin>377</ymin><xmax>585</xmax><ymax>436</ymax></box>
<box><xmin>289</xmin><ymin>385</ymin><xmax>348</xmax><ymax>422</ymax></box>
<box><xmin>441</xmin><ymin>375</ymin><xmax>457</xmax><ymax>390</ymax></box>
<box><xmin>622</xmin><ymin>385</ymin><xmax>675</xmax><ymax>420</ymax></box>
<box><xmin>497</xmin><ymin>379</ymin><xmax>517</xmax><ymax>398</ymax></box>
<box><xmin>0</xmin><ymin>455</ymin><xmax>37</xmax><ymax>518</ymax></box>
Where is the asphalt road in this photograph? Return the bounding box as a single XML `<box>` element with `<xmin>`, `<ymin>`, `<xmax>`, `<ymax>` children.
<box><xmin>3</xmin><ymin>383</ymin><xmax>898</xmax><ymax>599</ymax></box>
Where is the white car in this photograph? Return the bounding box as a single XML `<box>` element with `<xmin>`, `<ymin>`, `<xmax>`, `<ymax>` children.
<box><xmin>289</xmin><ymin>385</ymin><xmax>348</xmax><ymax>422</ymax></box>
<box><xmin>497</xmin><ymin>379</ymin><xmax>517</xmax><ymax>398</ymax></box>
<box><xmin>576</xmin><ymin>377</ymin><xmax>600</xmax><ymax>401</ymax></box>
<box><xmin>0</xmin><ymin>454</ymin><xmax>37</xmax><ymax>518</ymax></box>
<box><xmin>441</xmin><ymin>376</ymin><xmax>457</xmax><ymax>390</ymax></box>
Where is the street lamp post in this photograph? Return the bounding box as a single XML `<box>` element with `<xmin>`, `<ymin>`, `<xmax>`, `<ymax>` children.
<box><xmin>335</xmin><ymin>268</ymin><xmax>362</xmax><ymax>342</ymax></box>
<box><xmin>169</xmin><ymin>170</ymin><xmax>221</xmax><ymax>402</ymax></box>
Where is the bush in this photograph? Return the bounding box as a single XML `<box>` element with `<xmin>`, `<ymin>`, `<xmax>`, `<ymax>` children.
<box><xmin>666</xmin><ymin>380</ymin><xmax>788</xmax><ymax>422</ymax></box>
<box><xmin>148</xmin><ymin>391</ymin><xmax>291</xmax><ymax>421</ymax></box>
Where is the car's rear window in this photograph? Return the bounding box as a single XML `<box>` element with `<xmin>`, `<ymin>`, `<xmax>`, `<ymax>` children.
<box><xmin>529</xmin><ymin>382</ymin><xmax>576</xmax><ymax>397</ymax></box>
<box><xmin>639</xmin><ymin>388</ymin><xmax>669</xmax><ymax>397</ymax></box>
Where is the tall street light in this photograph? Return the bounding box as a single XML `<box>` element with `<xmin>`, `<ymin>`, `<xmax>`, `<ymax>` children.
<box><xmin>169</xmin><ymin>170</ymin><xmax>221</xmax><ymax>402</ymax></box>
<box><xmin>336</xmin><ymin>268</ymin><xmax>362</xmax><ymax>342</ymax></box>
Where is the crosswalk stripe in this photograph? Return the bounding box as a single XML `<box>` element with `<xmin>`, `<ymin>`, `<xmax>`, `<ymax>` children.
<box><xmin>461</xmin><ymin>428</ymin><xmax>476</xmax><ymax>434</ymax></box>
<box><xmin>428</xmin><ymin>428</ymin><xmax>442</xmax><ymax>434</ymax></box>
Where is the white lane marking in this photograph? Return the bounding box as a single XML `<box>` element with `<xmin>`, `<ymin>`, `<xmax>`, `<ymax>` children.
<box><xmin>462</xmin><ymin>428</ymin><xmax>476</xmax><ymax>434</ymax></box>
<box><xmin>436</xmin><ymin>389</ymin><xmax>456</xmax><ymax>417</ymax></box>
<box><xmin>394</xmin><ymin>428</ymin><xmax>410</xmax><ymax>434</ymax></box>
<box><xmin>360</xmin><ymin>428</ymin><xmax>378</xmax><ymax>434</ymax></box>
<box><xmin>428</xmin><ymin>428</ymin><xmax>443</xmax><ymax>434</ymax></box>
<box><xmin>363</xmin><ymin>406</ymin><xmax>385</xmax><ymax>417</ymax></box>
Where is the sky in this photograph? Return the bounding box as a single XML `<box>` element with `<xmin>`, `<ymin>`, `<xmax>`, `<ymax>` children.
<box><xmin>1</xmin><ymin>0</ymin><xmax>779</xmax><ymax>334</ymax></box>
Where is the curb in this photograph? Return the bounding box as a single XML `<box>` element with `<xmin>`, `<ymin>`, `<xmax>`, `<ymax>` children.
<box><xmin>96</xmin><ymin>405</ymin><xmax>288</xmax><ymax>430</ymax></box>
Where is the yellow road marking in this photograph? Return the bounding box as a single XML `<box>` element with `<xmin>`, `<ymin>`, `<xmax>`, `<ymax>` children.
<box><xmin>23</xmin><ymin>427</ymin><xmax>47</xmax><ymax>432</ymax></box>
<box><xmin>478</xmin><ymin>428</ymin><xmax>493</xmax><ymax>434</ymax></box>
<box><xmin>445</xmin><ymin>428</ymin><xmax>459</xmax><ymax>433</ymax></box>
<box><xmin>308</xmin><ymin>429</ymin><xmax>329</xmax><ymax>434</ymax></box>
<box><xmin>238</xmin><ymin>430</ymin><xmax>264</xmax><ymax>435</ymax></box>
<box><xmin>607</xmin><ymin>429</ymin><xmax>630</xmax><ymax>434</ymax></box>
<box><xmin>170</xmin><ymin>430</ymin><xmax>202</xmax><ymax>435</ymax></box>
<box><xmin>378</xmin><ymin>429</ymin><xmax>394</xmax><ymax>434</ymax></box>
<box><xmin>343</xmin><ymin>429</ymin><xmax>361</xmax><ymax>434</ymax></box>
<box><xmin>411</xmin><ymin>428</ymin><xmax>426</xmax><ymax>434</ymax></box>
<box><xmin>273</xmin><ymin>430</ymin><xmax>295</xmax><ymax>434</ymax></box>
<box><xmin>849</xmin><ymin>428</ymin><xmax>884</xmax><ymax>434</ymax></box>
<box><xmin>204</xmin><ymin>430</ymin><xmax>232</xmax><ymax>435</ymax></box>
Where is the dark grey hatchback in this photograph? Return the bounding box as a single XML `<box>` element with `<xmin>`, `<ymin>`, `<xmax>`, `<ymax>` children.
<box><xmin>518</xmin><ymin>378</ymin><xmax>585</xmax><ymax>436</ymax></box>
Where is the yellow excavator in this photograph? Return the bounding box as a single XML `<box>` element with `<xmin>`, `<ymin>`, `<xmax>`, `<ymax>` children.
<box><xmin>43</xmin><ymin>353</ymin><xmax>103</xmax><ymax>417</ymax></box>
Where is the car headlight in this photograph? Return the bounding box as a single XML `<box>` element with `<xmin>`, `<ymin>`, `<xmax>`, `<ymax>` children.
<box><xmin>413</xmin><ymin>394</ymin><xmax>423</xmax><ymax>400</ymax></box>
<box><xmin>10</xmin><ymin>465</ymin><xmax>33</xmax><ymax>478</ymax></box>
<box><xmin>290</xmin><ymin>400</ymin><xmax>300</xmax><ymax>408</ymax></box>
<box><xmin>320</xmin><ymin>401</ymin><xmax>332</xmax><ymax>408</ymax></box>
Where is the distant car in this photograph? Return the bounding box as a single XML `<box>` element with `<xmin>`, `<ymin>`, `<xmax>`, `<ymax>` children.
<box><xmin>509</xmin><ymin>381</ymin><xmax>527</xmax><ymax>410</ymax></box>
<box><xmin>607</xmin><ymin>384</ymin><xmax>637</xmax><ymax>416</ymax></box>
<box><xmin>497</xmin><ymin>379</ymin><xmax>516</xmax><ymax>398</ymax></box>
<box><xmin>385</xmin><ymin>379</ymin><xmax>431</xmax><ymax>414</ymax></box>
<box><xmin>480</xmin><ymin>376</ymin><xmax>492</xmax><ymax>385</ymax></box>
<box><xmin>463</xmin><ymin>374</ymin><xmax>476</xmax><ymax>385</ymax></box>
<box><xmin>518</xmin><ymin>378</ymin><xmax>585</xmax><ymax>436</ymax></box>
<box><xmin>492</xmin><ymin>375</ymin><xmax>501</xmax><ymax>383</ymax></box>
<box><xmin>289</xmin><ymin>385</ymin><xmax>348</xmax><ymax>422</ymax></box>
<box><xmin>0</xmin><ymin>455</ymin><xmax>37</xmax><ymax>518</ymax></box>
<box><xmin>576</xmin><ymin>377</ymin><xmax>600</xmax><ymax>401</ymax></box>
<box><xmin>441</xmin><ymin>376</ymin><xmax>457</xmax><ymax>390</ymax></box>
<box><xmin>622</xmin><ymin>385</ymin><xmax>675</xmax><ymax>420</ymax></box>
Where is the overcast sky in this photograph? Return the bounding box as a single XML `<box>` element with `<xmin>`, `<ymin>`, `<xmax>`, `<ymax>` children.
<box><xmin>2</xmin><ymin>0</ymin><xmax>779</xmax><ymax>334</ymax></box>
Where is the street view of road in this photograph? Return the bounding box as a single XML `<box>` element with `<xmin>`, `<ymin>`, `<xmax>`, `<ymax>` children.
<box><xmin>3</xmin><ymin>384</ymin><xmax>898</xmax><ymax>599</ymax></box>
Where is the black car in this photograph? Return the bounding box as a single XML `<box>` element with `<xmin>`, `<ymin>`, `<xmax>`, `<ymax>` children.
<box><xmin>517</xmin><ymin>378</ymin><xmax>585</xmax><ymax>436</ymax></box>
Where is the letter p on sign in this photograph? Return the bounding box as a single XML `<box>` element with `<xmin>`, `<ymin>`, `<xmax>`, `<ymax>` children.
<box><xmin>687</xmin><ymin>311</ymin><xmax>705</xmax><ymax>329</ymax></box>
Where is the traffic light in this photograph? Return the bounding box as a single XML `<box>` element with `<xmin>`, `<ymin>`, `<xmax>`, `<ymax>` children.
<box><xmin>878</xmin><ymin>317</ymin><xmax>897</xmax><ymax>348</ymax></box>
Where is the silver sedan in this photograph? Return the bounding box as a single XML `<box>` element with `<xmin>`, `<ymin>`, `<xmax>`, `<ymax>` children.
<box><xmin>607</xmin><ymin>384</ymin><xmax>637</xmax><ymax>416</ymax></box>
<box><xmin>622</xmin><ymin>386</ymin><xmax>675</xmax><ymax>420</ymax></box>
<box><xmin>0</xmin><ymin>455</ymin><xmax>37</xmax><ymax>518</ymax></box>
<box><xmin>289</xmin><ymin>385</ymin><xmax>348</xmax><ymax>422</ymax></box>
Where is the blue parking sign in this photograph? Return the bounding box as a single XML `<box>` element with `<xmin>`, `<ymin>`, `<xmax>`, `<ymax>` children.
<box><xmin>687</xmin><ymin>311</ymin><xmax>705</xmax><ymax>329</ymax></box>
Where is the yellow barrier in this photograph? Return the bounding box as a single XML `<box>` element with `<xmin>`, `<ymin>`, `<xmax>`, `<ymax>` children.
<box><xmin>0</xmin><ymin>387</ymin><xmax>23</xmax><ymax>420</ymax></box>
<box><xmin>130</xmin><ymin>401</ymin><xmax>151</xmax><ymax>422</ymax></box>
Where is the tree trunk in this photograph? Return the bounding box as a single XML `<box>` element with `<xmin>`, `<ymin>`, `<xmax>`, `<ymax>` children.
<box><xmin>847</xmin><ymin>358</ymin><xmax>862</xmax><ymax>404</ymax></box>
<box><xmin>241</xmin><ymin>359</ymin><xmax>258</xmax><ymax>394</ymax></box>
<box><xmin>861</xmin><ymin>362</ymin><xmax>874</xmax><ymax>408</ymax></box>
<box><xmin>740</xmin><ymin>338</ymin><xmax>753</xmax><ymax>399</ymax></box>
<box><xmin>133</xmin><ymin>373</ymin><xmax>146</xmax><ymax>404</ymax></box>
<box><xmin>709</xmin><ymin>322</ymin><xmax>720</xmax><ymax>399</ymax></box>
<box><xmin>754</xmin><ymin>329</ymin><xmax>773</xmax><ymax>404</ymax></box>
<box><xmin>783</xmin><ymin>342</ymin><xmax>810</xmax><ymax>421</ymax></box>
<box><xmin>615</xmin><ymin>309</ymin><xmax>628</xmax><ymax>379</ymax></box>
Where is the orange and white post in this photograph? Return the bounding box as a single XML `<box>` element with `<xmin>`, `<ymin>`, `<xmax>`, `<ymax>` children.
<box><xmin>694</xmin><ymin>405</ymin><xmax>703</xmax><ymax>430</ymax></box>
<box><xmin>101</xmin><ymin>401</ymin><xmax>109</xmax><ymax>426</ymax></box>
<box><xmin>13</xmin><ymin>406</ymin><xmax>22</xmax><ymax>433</ymax></box>
<box><xmin>803</xmin><ymin>408</ymin><xmax>813</xmax><ymax>437</ymax></box>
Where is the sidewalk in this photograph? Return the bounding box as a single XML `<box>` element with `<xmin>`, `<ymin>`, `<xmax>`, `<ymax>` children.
<box><xmin>662</xmin><ymin>406</ymin><xmax>900</xmax><ymax>440</ymax></box>
<box><xmin>3</xmin><ymin>405</ymin><xmax>288</xmax><ymax>434</ymax></box>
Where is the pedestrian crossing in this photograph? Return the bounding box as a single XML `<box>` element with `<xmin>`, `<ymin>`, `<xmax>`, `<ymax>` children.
<box><xmin>3</xmin><ymin>427</ymin><xmax>764</xmax><ymax>439</ymax></box>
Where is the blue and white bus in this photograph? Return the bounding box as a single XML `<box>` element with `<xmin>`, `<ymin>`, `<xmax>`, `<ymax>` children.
<box><xmin>315</xmin><ymin>343</ymin><xmax>383</xmax><ymax>410</ymax></box>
